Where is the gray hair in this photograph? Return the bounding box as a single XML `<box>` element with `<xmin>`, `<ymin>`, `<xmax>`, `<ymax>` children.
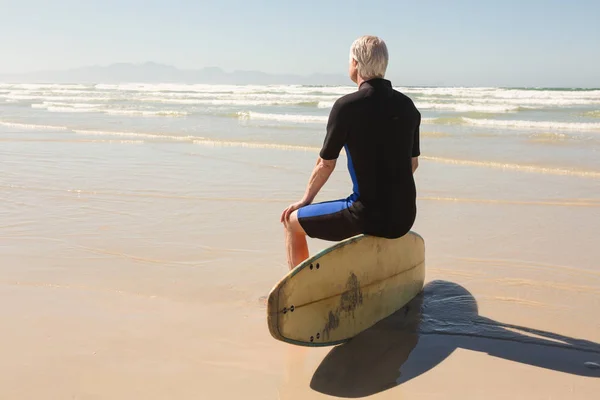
<box><xmin>350</xmin><ymin>35</ymin><xmax>389</xmax><ymax>80</ymax></box>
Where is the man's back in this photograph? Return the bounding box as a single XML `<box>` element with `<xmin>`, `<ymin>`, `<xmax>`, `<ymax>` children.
<box><xmin>320</xmin><ymin>78</ymin><xmax>421</xmax><ymax>238</ymax></box>
<box><xmin>282</xmin><ymin>35</ymin><xmax>419</xmax><ymax>269</ymax></box>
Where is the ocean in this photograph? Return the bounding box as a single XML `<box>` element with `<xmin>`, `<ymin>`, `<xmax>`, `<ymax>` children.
<box><xmin>1</xmin><ymin>83</ymin><xmax>600</xmax><ymax>175</ymax></box>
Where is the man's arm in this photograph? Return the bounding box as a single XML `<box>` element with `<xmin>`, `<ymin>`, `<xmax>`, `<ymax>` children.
<box><xmin>301</xmin><ymin>157</ymin><xmax>336</xmax><ymax>204</ymax></box>
<box><xmin>305</xmin><ymin>99</ymin><xmax>347</xmax><ymax>202</ymax></box>
<box><xmin>280</xmin><ymin>157</ymin><xmax>336</xmax><ymax>223</ymax></box>
<box><xmin>412</xmin><ymin>157</ymin><xmax>419</xmax><ymax>173</ymax></box>
<box><xmin>281</xmin><ymin>99</ymin><xmax>346</xmax><ymax>223</ymax></box>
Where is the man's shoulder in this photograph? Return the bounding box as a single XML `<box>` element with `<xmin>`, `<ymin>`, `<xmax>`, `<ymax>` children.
<box><xmin>332</xmin><ymin>89</ymin><xmax>368</xmax><ymax>109</ymax></box>
<box><xmin>390</xmin><ymin>87</ymin><xmax>418</xmax><ymax>108</ymax></box>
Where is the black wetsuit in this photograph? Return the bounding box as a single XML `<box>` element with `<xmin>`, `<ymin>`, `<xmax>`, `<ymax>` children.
<box><xmin>297</xmin><ymin>78</ymin><xmax>421</xmax><ymax>241</ymax></box>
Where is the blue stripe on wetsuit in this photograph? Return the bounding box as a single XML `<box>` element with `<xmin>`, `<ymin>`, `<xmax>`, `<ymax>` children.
<box><xmin>297</xmin><ymin>193</ymin><xmax>359</xmax><ymax>219</ymax></box>
<box><xmin>345</xmin><ymin>144</ymin><xmax>359</xmax><ymax>197</ymax></box>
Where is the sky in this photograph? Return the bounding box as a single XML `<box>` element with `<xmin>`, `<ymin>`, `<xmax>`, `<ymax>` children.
<box><xmin>0</xmin><ymin>0</ymin><xmax>599</xmax><ymax>87</ymax></box>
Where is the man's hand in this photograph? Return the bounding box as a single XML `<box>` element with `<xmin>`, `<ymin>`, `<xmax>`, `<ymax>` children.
<box><xmin>281</xmin><ymin>200</ymin><xmax>309</xmax><ymax>225</ymax></box>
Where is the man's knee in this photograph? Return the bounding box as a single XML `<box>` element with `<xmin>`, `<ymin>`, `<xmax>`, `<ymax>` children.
<box><xmin>285</xmin><ymin>211</ymin><xmax>306</xmax><ymax>235</ymax></box>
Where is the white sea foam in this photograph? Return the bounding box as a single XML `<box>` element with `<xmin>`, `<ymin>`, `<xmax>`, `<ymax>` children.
<box><xmin>237</xmin><ymin>111</ymin><xmax>328</xmax><ymax>124</ymax></box>
<box><xmin>423</xmin><ymin>156</ymin><xmax>600</xmax><ymax>178</ymax></box>
<box><xmin>29</xmin><ymin>102</ymin><xmax>188</xmax><ymax>117</ymax></box>
<box><xmin>0</xmin><ymin>83</ymin><xmax>90</xmax><ymax>90</ymax></box>
<box><xmin>104</xmin><ymin>109</ymin><xmax>189</xmax><ymax>117</ymax></box>
<box><xmin>32</xmin><ymin>101</ymin><xmax>103</xmax><ymax>109</ymax></box>
<box><xmin>0</xmin><ymin>120</ymin><xmax>68</xmax><ymax>131</ymax></box>
<box><xmin>141</xmin><ymin>98</ymin><xmax>320</xmax><ymax>107</ymax></box>
<box><xmin>462</xmin><ymin>118</ymin><xmax>600</xmax><ymax>131</ymax></box>
<box><xmin>47</xmin><ymin>106</ymin><xmax>98</xmax><ymax>113</ymax></box>
<box><xmin>318</xmin><ymin>101</ymin><xmax>335</xmax><ymax>108</ymax></box>
<box><xmin>139</xmin><ymin>92</ymin><xmax>336</xmax><ymax>101</ymax></box>
<box><xmin>6</xmin><ymin>83</ymin><xmax>600</xmax><ymax>113</ymax></box>
<box><xmin>400</xmin><ymin>87</ymin><xmax>600</xmax><ymax>99</ymax></box>
<box><xmin>72</xmin><ymin>129</ymin><xmax>203</xmax><ymax>141</ymax></box>
<box><xmin>193</xmin><ymin>138</ymin><xmax>320</xmax><ymax>152</ymax></box>
<box><xmin>2</xmin><ymin>94</ymin><xmax>113</xmax><ymax>102</ymax></box>
<box><xmin>416</xmin><ymin>102</ymin><xmax>522</xmax><ymax>113</ymax></box>
<box><xmin>417</xmin><ymin>96</ymin><xmax>600</xmax><ymax>107</ymax></box>
<box><xmin>94</xmin><ymin>83</ymin><xmax>354</xmax><ymax>96</ymax></box>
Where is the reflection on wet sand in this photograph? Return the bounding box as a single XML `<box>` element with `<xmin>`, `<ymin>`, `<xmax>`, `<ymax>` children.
<box><xmin>310</xmin><ymin>280</ymin><xmax>600</xmax><ymax>398</ymax></box>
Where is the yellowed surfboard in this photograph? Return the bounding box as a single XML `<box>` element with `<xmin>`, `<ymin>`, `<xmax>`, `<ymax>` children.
<box><xmin>267</xmin><ymin>231</ymin><xmax>425</xmax><ymax>346</ymax></box>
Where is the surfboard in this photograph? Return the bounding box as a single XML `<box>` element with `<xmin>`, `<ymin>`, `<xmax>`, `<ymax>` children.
<box><xmin>267</xmin><ymin>231</ymin><xmax>425</xmax><ymax>347</ymax></box>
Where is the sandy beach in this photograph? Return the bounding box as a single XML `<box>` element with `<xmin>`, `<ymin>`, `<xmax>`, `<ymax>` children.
<box><xmin>2</xmin><ymin>131</ymin><xmax>599</xmax><ymax>399</ymax></box>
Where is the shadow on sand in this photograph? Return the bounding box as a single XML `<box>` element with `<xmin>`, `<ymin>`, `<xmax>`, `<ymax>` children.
<box><xmin>310</xmin><ymin>280</ymin><xmax>600</xmax><ymax>398</ymax></box>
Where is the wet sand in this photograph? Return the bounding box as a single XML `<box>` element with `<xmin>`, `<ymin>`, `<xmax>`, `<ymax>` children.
<box><xmin>1</xmin><ymin>133</ymin><xmax>599</xmax><ymax>399</ymax></box>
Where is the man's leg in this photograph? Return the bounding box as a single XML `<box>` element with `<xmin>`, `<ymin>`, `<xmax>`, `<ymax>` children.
<box><xmin>284</xmin><ymin>210</ymin><xmax>308</xmax><ymax>270</ymax></box>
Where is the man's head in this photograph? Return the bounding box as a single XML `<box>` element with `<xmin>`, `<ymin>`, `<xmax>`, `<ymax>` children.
<box><xmin>348</xmin><ymin>35</ymin><xmax>389</xmax><ymax>84</ymax></box>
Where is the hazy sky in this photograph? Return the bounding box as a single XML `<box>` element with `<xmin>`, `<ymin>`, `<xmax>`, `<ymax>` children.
<box><xmin>1</xmin><ymin>0</ymin><xmax>599</xmax><ymax>86</ymax></box>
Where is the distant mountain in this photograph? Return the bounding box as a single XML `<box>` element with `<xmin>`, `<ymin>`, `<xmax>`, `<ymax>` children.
<box><xmin>0</xmin><ymin>62</ymin><xmax>351</xmax><ymax>85</ymax></box>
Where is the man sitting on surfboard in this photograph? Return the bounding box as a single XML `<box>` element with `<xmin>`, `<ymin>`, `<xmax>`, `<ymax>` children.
<box><xmin>281</xmin><ymin>35</ymin><xmax>421</xmax><ymax>270</ymax></box>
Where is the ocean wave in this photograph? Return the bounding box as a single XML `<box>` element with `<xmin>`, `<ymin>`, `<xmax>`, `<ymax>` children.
<box><xmin>7</xmin><ymin>83</ymin><xmax>600</xmax><ymax>112</ymax></box>
<box><xmin>47</xmin><ymin>106</ymin><xmax>98</xmax><ymax>113</ymax></box>
<box><xmin>94</xmin><ymin>83</ymin><xmax>354</xmax><ymax>96</ymax></box>
<box><xmin>4</xmin><ymin>83</ymin><xmax>600</xmax><ymax>102</ymax></box>
<box><xmin>104</xmin><ymin>109</ymin><xmax>189</xmax><ymax>117</ymax></box>
<box><xmin>416</xmin><ymin>102</ymin><xmax>523</xmax><ymax>113</ymax></box>
<box><xmin>318</xmin><ymin>101</ymin><xmax>335</xmax><ymax>108</ymax></box>
<box><xmin>462</xmin><ymin>118</ymin><xmax>600</xmax><ymax>131</ymax></box>
<box><xmin>400</xmin><ymin>87</ymin><xmax>600</xmax><ymax>108</ymax></box>
<box><xmin>8</xmin><ymin>92</ymin><xmax>598</xmax><ymax>110</ymax></box>
<box><xmin>0</xmin><ymin>83</ymin><xmax>90</xmax><ymax>90</ymax></box>
<box><xmin>193</xmin><ymin>138</ymin><xmax>320</xmax><ymax>152</ymax></box>
<box><xmin>141</xmin><ymin>98</ymin><xmax>322</xmax><ymax>107</ymax></box>
<box><xmin>2</xmin><ymin>90</ymin><xmax>341</xmax><ymax>108</ymax></box>
<box><xmin>138</xmin><ymin>92</ymin><xmax>337</xmax><ymax>102</ymax></box>
<box><xmin>0</xmin><ymin>120</ymin><xmax>68</xmax><ymax>131</ymax></box>
<box><xmin>32</xmin><ymin>101</ymin><xmax>103</xmax><ymax>109</ymax></box>
<box><xmin>1</xmin><ymin>93</ymin><xmax>113</xmax><ymax>102</ymax></box>
<box><xmin>400</xmin><ymin>87</ymin><xmax>600</xmax><ymax>100</ymax></box>
<box><xmin>421</xmin><ymin>116</ymin><xmax>600</xmax><ymax>131</ymax></box>
<box><xmin>421</xmin><ymin>117</ymin><xmax>464</xmax><ymax>125</ymax></box>
<box><xmin>447</xmin><ymin>97</ymin><xmax>600</xmax><ymax>107</ymax></box>
<box><xmin>72</xmin><ymin>129</ymin><xmax>203</xmax><ymax>141</ymax></box>
<box><xmin>31</xmin><ymin>103</ymin><xmax>102</xmax><ymax>113</ymax></box>
<box><xmin>422</xmin><ymin>156</ymin><xmax>600</xmax><ymax>178</ymax></box>
<box><xmin>236</xmin><ymin>111</ymin><xmax>328</xmax><ymax>124</ymax></box>
<box><xmin>29</xmin><ymin>102</ymin><xmax>188</xmax><ymax>117</ymax></box>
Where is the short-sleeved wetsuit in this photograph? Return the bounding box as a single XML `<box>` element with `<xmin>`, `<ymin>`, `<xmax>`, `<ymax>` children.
<box><xmin>297</xmin><ymin>78</ymin><xmax>421</xmax><ymax>241</ymax></box>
